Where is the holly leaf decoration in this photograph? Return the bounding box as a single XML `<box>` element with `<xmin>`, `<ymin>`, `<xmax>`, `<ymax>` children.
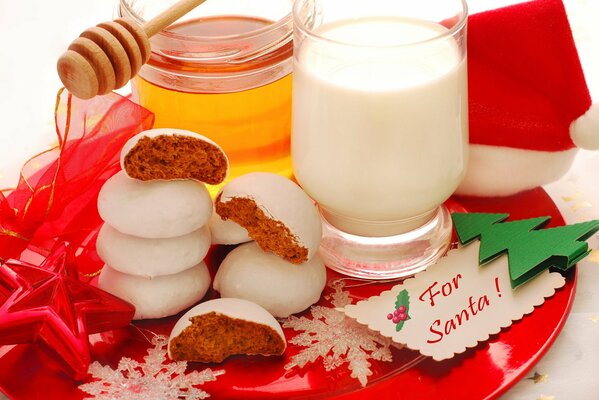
<box><xmin>394</xmin><ymin>289</ymin><xmax>410</xmax><ymax>332</ymax></box>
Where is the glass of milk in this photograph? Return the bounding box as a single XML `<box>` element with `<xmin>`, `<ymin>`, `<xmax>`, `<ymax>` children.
<box><xmin>292</xmin><ymin>0</ymin><xmax>468</xmax><ymax>279</ymax></box>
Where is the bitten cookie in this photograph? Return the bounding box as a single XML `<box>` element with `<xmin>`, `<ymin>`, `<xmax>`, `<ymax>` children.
<box><xmin>98</xmin><ymin>171</ymin><xmax>212</xmax><ymax>238</ymax></box>
<box><xmin>121</xmin><ymin>128</ymin><xmax>229</xmax><ymax>184</ymax></box>
<box><xmin>213</xmin><ymin>242</ymin><xmax>326</xmax><ymax>317</ymax></box>
<box><xmin>96</xmin><ymin>224</ymin><xmax>211</xmax><ymax>278</ymax></box>
<box><xmin>215</xmin><ymin>172</ymin><xmax>322</xmax><ymax>263</ymax></box>
<box><xmin>98</xmin><ymin>262</ymin><xmax>211</xmax><ymax>320</ymax></box>
<box><xmin>208</xmin><ymin>209</ymin><xmax>251</xmax><ymax>245</ymax></box>
<box><xmin>168</xmin><ymin>298</ymin><xmax>286</xmax><ymax>363</ymax></box>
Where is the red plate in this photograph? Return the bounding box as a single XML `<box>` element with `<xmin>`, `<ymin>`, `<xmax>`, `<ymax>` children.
<box><xmin>0</xmin><ymin>187</ymin><xmax>575</xmax><ymax>400</ymax></box>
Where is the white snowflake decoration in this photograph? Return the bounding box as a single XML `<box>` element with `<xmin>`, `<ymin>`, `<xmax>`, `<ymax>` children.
<box><xmin>79</xmin><ymin>335</ymin><xmax>224</xmax><ymax>400</ymax></box>
<box><xmin>283</xmin><ymin>280</ymin><xmax>394</xmax><ymax>387</ymax></box>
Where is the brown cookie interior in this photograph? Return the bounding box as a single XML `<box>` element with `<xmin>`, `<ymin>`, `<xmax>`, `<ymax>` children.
<box><xmin>124</xmin><ymin>135</ymin><xmax>227</xmax><ymax>184</ymax></box>
<box><xmin>169</xmin><ymin>312</ymin><xmax>286</xmax><ymax>363</ymax></box>
<box><xmin>215</xmin><ymin>194</ymin><xmax>309</xmax><ymax>264</ymax></box>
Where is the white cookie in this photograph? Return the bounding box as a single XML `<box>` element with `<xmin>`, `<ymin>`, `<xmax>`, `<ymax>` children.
<box><xmin>213</xmin><ymin>242</ymin><xmax>327</xmax><ymax>317</ymax></box>
<box><xmin>216</xmin><ymin>172</ymin><xmax>322</xmax><ymax>263</ymax></box>
<box><xmin>98</xmin><ymin>262</ymin><xmax>211</xmax><ymax>320</ymax></box>
<box><xmin>96</xmin><ymin>224</ymin><xmax>211</xmax><ymax>278</ymax></box>
<box><xmin>208</xmin><ymin>210</ymin><xmax>251</xmax><ymax>245</ymax></box>
<box><xmin>168</xmin><ymin>298</ymin><xmax>286</xmax><ymax>360</ymax></box>
<box><xmin>98</xmin><ymin>171</ymin><xmax>212</xmax><ymax>238</ymax></box>
<box><xmin>120</xmin><ymin>128</ymin><xmax>229</xmax><ymax>185</ymax></box>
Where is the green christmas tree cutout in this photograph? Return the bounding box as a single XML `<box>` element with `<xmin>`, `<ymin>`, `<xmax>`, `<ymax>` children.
<box><xmin>452</xmin><ymin>213</ymin><xmax>599</xmax><ymax>288</ymax></box>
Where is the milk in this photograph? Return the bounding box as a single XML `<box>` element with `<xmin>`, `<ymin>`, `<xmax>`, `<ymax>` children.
<box><xmin>292</xmin><ymin>17</ymin><xmax>468</xmax><ymax>237</ymax></box>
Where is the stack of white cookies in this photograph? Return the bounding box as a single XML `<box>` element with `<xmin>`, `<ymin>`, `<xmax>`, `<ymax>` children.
<box><xmin>211</xmin><ymin>172</ymin><xmax>327</xmax><ymax>318</ymax></box>
<box><xmin>96</xmin><ymin>129</ymin><xmax>229</xmax><ymax>320</ymax></box>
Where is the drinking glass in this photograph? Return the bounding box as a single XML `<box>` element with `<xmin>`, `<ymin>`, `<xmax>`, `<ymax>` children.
<box><xmin>292</xmin><ymin>0</ymin><xmax>468</xmax><ymax>278</ymax></box>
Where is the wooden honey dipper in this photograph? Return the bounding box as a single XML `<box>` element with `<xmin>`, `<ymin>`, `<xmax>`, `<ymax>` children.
<box><xmin>58</xmin><ymin>0</ymin><xmax>207</xmax><ymax>100</ymax></box>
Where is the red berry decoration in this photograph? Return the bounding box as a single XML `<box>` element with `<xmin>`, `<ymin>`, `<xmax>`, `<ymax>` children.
<box><xmin>387</xmin><ymin>313</ymin><xmax>393</xmax><ymax>320</ymax></box>
<box><xmin>391</xmin><ymin>289</ymin><xmax>410</xmax><ymax>333</ymax></box>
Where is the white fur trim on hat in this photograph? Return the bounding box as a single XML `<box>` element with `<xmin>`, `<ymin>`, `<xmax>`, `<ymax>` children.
<box><xmin>456</xmin><ymin>144</ymin><xmax>578</xmax><ymax>197</ymax></box>
<box><xmin>570</xmin><ymin>105</ymin><xmax>599</xmax><ymax>150</ymax></box>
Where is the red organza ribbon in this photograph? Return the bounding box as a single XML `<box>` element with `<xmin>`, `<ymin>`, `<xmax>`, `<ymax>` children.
<box><xmin>0</xmin><ymin>88</ymin><xmax>154</xmax><ymax>273</ymax></box>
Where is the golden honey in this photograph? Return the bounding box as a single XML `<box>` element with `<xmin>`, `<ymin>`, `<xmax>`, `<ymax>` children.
<box><xmin>133</xmin><ymin>72</ymin><xmax>292</xmax><ymax>189</ymax></box>
<box><xmin>119</xmin><ymin>2</ymin><xmax>294</xmax><ymax>195</ymax></box>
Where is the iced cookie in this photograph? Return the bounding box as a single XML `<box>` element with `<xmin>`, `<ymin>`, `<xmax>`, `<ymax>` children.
<box><xmin>208</xmin><ymin>209</ymin><xmax>251</xmax><ymax>245</ymax></box>
<box><xmin>121</xmin><ymin>128</ymin><xmax>228</xmax><ymax>184</ymax></box>
<box><xmin>168</xmin><ymin>298</ymin><xmax>286</xmax><ymax>363</ymax></box>
<box><xmin>214</xmin><ymin>242</ymin><xmax>326</xmax><ymax>317</ymax></box>
<box><xmin>98</xmin><ymin>171</ymin><xmax>212</xmax><ymax>238</ymax></box>
<box><xmin>98</xmin><ymin>262</ymin><xmax>211</xmax><ymax>320</ymax></box>
<box><xmin>215</xmin><ymin>172</ymin><xmax>322</xmax><ymax>263</ymax></box>
<box><xmin>96</xmin><ymin>224</ymin><xmax>211</xmax><ymax>278</ymax></box>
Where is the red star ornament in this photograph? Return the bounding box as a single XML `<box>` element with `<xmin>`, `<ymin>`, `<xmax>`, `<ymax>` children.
<box><xmin>0</xmin><ymin>243</ymin><xmax>135</xmax><ymax>380</ymax></box>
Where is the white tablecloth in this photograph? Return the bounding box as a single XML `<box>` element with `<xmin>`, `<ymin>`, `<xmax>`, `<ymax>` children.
<box><xmin>0</xmin><ymin>1</ymin><xmax>597</xmax><ymax>399</ymax></box>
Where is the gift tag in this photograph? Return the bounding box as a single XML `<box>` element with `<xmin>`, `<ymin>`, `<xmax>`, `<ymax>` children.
<box><xmin>342</xmin><ymin>213</ymin><xmax>599</xmax><ymax>360</ymax></box>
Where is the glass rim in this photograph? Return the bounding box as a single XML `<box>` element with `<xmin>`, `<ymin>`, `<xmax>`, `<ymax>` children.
<box><xmin>118</xmin><ymin>0</ymin><xmax>293</xmax><ymax>42</ymax></box>
<box><xmin>292</xmin><ymin>0</ymin><xmax>468</xmax><ymax>49</ymax></box>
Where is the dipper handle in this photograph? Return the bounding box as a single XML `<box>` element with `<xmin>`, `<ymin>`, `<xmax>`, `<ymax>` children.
<box><xmin>143</xmin><ymin>0</ymin><xmax>208</xmax><ymax>38</ymax></box>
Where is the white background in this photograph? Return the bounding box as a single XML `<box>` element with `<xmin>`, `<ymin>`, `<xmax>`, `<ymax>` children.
<box><xmin>0</xmin><ymin>0</ymin><xmax>598</xmax><ymax>399</ymax></box>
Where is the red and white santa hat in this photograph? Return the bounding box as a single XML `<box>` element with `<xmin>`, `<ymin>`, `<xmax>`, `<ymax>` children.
<box><xmin>456</xmin><ymin>0</ymin><xmax>599</xmax><ymax>197</ymax></box>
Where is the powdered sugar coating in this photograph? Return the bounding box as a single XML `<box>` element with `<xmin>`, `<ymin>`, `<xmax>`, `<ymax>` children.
<box><xmin>208</xmin><ymin>210</ymin><xmax>251</xmax><ymax>245</ymax></box>
<box><xmin>98</xmin><ymin>262</ymin><xmax>211</xmax><ymax>320</ymax></box>
<box><xmin>168</xmin><ymin>298</ymin><xmax>286</xmax><ymax>358</ymax></box>
<box><xmin>96</xmin><ymin>224</ymin><xmax>211</xmax><ymax>278</ymax></box>
<box><xmin>217</xmin><ymin>172</ymin><xmax>322</xmax><ymax>261</ymax></box>
<box><xmin>213</xmin><ymin>242</ymin><xmax>326</xmax><ymax>317</ymax></box>
<box><xmin>98</xmin><ymin>171</ymin><xmax>212</xmax><ymax>238</ymax></box>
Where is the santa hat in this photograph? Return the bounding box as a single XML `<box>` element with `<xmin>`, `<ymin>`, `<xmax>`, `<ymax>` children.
<box><xmin>456</xmin><ymin>0</ymin><xmax>599</xmax><ymax>197</ymax></box>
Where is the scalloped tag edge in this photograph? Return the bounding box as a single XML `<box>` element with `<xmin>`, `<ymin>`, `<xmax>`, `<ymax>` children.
<box><xmin>342</xmin><ymin>242</ymin><xmax>566</xmax><ymax>361</ymax></box>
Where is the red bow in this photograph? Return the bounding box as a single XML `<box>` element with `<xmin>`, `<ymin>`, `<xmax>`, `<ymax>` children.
<box><xmin>0</xmin><ymin>89</ymin><xmax>154</xmax><ymax>273</ymax></box>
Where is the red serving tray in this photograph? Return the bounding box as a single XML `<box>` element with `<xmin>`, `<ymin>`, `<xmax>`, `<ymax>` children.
<box><xmin>0</xmin><ymin>187</ymin><xmax>575</xmax><ymax>399</ymax></box>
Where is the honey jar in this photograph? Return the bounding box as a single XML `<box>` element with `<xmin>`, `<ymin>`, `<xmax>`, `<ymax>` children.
<box><xmin>119</xmin><ymin>0</ymin><xmax>294</xmax><ymax>194</ymax></box>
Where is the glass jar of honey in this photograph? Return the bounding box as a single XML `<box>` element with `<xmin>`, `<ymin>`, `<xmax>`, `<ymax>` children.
<box><xmin>118</xmin><ymin>0</ymin><xmax>294</xmax><ymax>194</ymax></box>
